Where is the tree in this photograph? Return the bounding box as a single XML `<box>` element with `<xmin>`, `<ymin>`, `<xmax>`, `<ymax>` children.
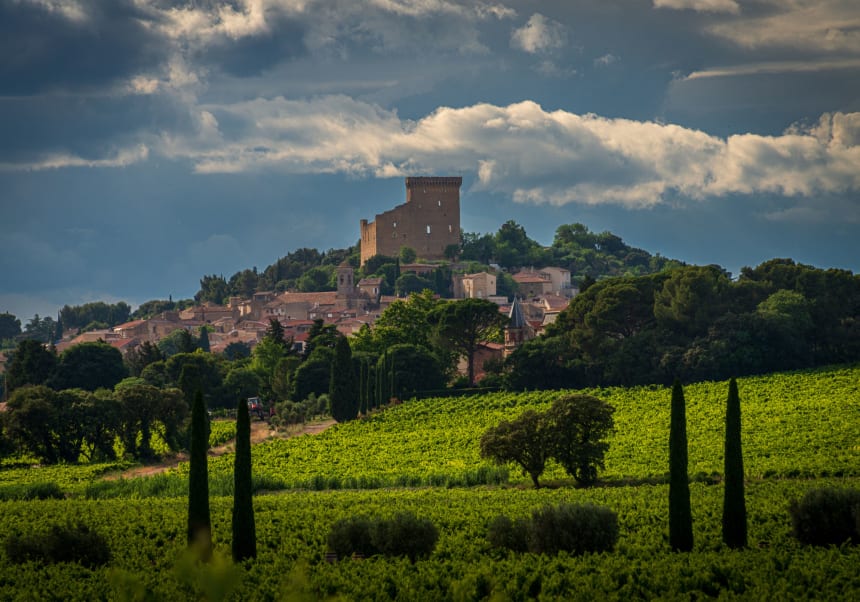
<box><xmin>223</xmin><ymin>341</ymin><xmax>251</xmax><ymax>360</ymax></box>
<box><xmin>399</xmin><ymin>246</ymin><xmax>417</xmax><ymax>264</ymax></box>
<box><xmin>6</xmin><ymin>339</ymin><xmax>57</xmax><ymax>392</ymax></box>
<box><xmin>304</xmin><ymin>319</ymin><xmax>339</xmax><ymax>359</ymax></box>
<box><xmin>669</xmin><ymin>379</ymin><xmax>694</xmax><ymax>552</ymax></box>
<box><xmin>232</xmin><ymin>397</ymin><xmax>256</xmax><ymax>562</ymax></box>
<box><xmin>23</xmin><ymin>314</ymin><xmax>56</xmax><ymax>343</ymax></box>
<box><xmin>433</xmin><ymin>298</ymin><xmax>507</xmax><ymax>385</ymax></box>
<box><xmin>264</xmin><ymin>318</ymin><xmax>289</xmax><ymax>350</ymax></box>
<box><xmin>379</xmin><ymin>343</ymin><xmax>447</xmax><ymax>399</ymax></box>
<box><xmin>177</xmin><ymin>329</ymin><xmax>197</xmax><ymax>354</ymax></box>
<box><xmin>480</xmin><ymin>410</ymin><xmax>549</xmax><ymax>488</ymax></box>
<box><xmin>51</xmin><ymin>342</ymin><xmax>127</xmax><ymax>391</ymax></box>
<box><xmin>196</xmin><ymin>275</ymin><xmax>230</xmax><ymax>304</ymax></box>
<box><xmin>115</xmin><ymin>380</ymin><xmax>168</xmax><ymax>461</ymax></box>
<box><xmin>187</xmin><ymin>389</ymin><xmax>212</xmax><ymax>558</ymax></box>
<box><xmin>198</xmin><ymin>326</ymin><xmax>210</xmax><ymax>353</ymax></box>
<box><xmin>0</xmin><ymin>312</ymin><xmax>22</xmax><ymax>341</ymax></box>
<box><xmin>224</xmin><ymin>367</ymin><xmax>262</xmax><ymax>406</ymax></box>
<box><xmin>124</xmin><ymin>341</ymin><xmax>164</xmax><ymax>377</ymax></box>
<box><xmin>545</xmin><ymin>394</ymin><xmax>615</xmax><ymax>486</ymax></box>
<box><xmin>722</xmin><ymin>377</ymin><xmax>747</xmax><ymax>549</ymax></box>
<box><xmin>3</xmin><ymin>385</ymin><xmax>62</xmax><ymax>463</ymax></box>
<box><xmin>329</xmin><ymin>336</ymin><xmax>358</xmax><ymax>422</ymax></box>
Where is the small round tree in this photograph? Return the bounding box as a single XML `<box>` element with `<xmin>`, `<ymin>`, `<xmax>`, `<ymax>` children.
<box><xmin>480</xmin><ymin>410</ymin><xmax>549</xmax><ymax>488</ymax></box>
<box><xmin>545</xmin><ymin>394</ymin><xmax>615</xmax><ymax>486</ymax></box>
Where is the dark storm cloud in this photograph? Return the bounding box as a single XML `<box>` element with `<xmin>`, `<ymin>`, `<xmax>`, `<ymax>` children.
<box><xmin>0</xmin><ymin>1</ymin><xmax>167</xmax><ymax>96</ymax></box>
<box><xmin>195</xmin><ymin>15</ymin><xmax>307</xmax><ymax>77</ymax></box>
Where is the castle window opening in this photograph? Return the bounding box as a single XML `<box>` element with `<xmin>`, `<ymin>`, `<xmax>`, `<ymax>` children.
<box><xmin>426</xmin><ymin>225</ymin><xmax>431</xmax><ymax>234</ymax></box>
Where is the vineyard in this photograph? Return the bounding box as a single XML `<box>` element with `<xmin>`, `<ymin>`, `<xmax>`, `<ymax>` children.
<box><xmin>0</xmin><ymin>364</ymin><xmax>858</xmax><ymax>599</ymax></box>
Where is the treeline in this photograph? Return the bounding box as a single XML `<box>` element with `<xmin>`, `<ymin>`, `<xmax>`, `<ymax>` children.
<box><xmin>504</xmin><ymin>259</ymin><xmax>860</xmax><ymax>389</ymax></box>
<box><xmin>193</xmin><ymin>221</ymin><xmax>680</xmax><ymax>305</ymax></box>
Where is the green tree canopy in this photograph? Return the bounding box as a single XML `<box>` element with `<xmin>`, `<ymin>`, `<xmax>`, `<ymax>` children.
<box><xmin>6</xmin><ymin>339</ymin><xmax>57</xmax><ymax>392</ymax></box>
<box><xmin>51</xmin><ymin>341</ymin><xmax>127</xmax><ymax>392</ymax></box>
<box><xmin>432</xmin><ymin>298</ymin><xmax>507</xmax><ymax>385</ymax></box>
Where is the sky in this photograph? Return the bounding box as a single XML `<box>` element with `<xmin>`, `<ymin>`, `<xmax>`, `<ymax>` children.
<box><xmin>1</xmin><ymin>0</ymin><xmax>859</xmax><ymax>321</ymax></box>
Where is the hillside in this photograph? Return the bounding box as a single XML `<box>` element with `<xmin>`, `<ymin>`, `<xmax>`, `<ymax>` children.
<box><xmin>0</xmin><ymin>365</ymin><xmax>858</xmax><ymax>599</ymax></box>
<box><xmin>181</xmin><ymin>364</ymin><xmax>860</xmax><ymax>490</ymax></box>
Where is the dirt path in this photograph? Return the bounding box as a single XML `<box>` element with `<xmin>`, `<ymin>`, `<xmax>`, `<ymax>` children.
<box><xmin>105</xmin><ymin>419</ymin><xmax>336</xmax><ymax>480</ymax></box>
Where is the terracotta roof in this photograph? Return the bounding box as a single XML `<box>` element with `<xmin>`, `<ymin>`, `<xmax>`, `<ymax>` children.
<box><xmin>113</xmin><ymin>319</ymin><xmax>147</xmax><ymax>331</ymax></box>
<box><xmin>358</xmin><ymin>277</ymin><xmax>383</xmax><ymax>285</ymax></box>
<box><xmin>512</xmin><ymin>272</ymin><xmax>548</xmax><ymax>284</ymax></box>
<box><xmin>108</xmin><ymin>338</ymin><xmax>138</xmax><ymax>350</ymax></box>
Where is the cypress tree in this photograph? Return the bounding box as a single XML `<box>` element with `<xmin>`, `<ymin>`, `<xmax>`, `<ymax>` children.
<box><xmin>232</xmin><ymin>397</ymin><xmax>257</xmax><ymax>562</ymax></box>
<box><xmin>187</xmin><ymin>389</ymin><xmax>212</xmax><ymax>558</ymax></box>
<box><xmin>329</xmin><ymin>336</ymin><xmax>357</xmax><ymax>422</ymax></box>
<box><xmin>722</xmin><ymin>377</ymin><xmax>747</xmax><ymax>548</ymax></box>
<box><xmin>669</xmin><ymin>379</ymin><xmax>693</xmax><ymax>552</ymax></box>
<box><xmin>198</xmin><ymin>326</ymin><xmax>210</xmax><ymax>353</ymax></box>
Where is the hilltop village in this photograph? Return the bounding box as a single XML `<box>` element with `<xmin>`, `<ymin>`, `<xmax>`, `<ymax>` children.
<box><xmin>51</xmin><ymin>177</ymin><xmax>578</xmax><ymax>382</ymax></box>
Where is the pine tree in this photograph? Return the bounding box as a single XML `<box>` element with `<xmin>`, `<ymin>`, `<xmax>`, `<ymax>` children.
<box><xmin>722</xmin><ymin>377</ymin><xmax>747</xmax><ymax>548</ymax></box>
<box><xmin>198</xmin><ymin>326</ymin><xmax>210</xmax><ymax>353</ymax></box>
<box><xmin>187</xmin><ymin>389</ymin><xmax>211</xmax><ymax>558</ymax></box>
<box><xmin>669</xmin><ymin>379</ymin><xmax>694</xmax><ymax>552</ymax></box>
<box><xmin>232</xmin><ymin>397</ymin><xmax>257</xmax><ymax>562</ymax></box>
<box><xmin>329</xmin><ymin>336</ymin><xmax>357</xmax><ymax>422</ymax></box>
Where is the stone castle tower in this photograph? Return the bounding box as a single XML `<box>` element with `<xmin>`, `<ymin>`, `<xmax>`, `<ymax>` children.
<box><xmin>360</xmin><ymin>176</ymin><xmax>461</xmax><ymax>265</ymax></box>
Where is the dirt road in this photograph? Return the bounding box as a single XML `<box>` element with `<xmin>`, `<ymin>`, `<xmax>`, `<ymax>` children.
<box><xmin>105</xmin><ymin>418</ymin><xmax>335</xmax><ymax>480</ymax></box>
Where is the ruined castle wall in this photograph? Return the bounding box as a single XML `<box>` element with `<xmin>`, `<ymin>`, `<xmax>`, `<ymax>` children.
<box><xmin>360</xmin><ymin>177</ymin><xmax>461</xmax><ymax>265</ymax></box>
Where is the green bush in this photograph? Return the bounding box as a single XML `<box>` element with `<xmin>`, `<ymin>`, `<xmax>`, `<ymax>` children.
<box><xmin>4</xmin><ymin>522</ymin><xmax>111</xmax><ymax>567</ymax></box>
<box><xmin>488</xmin><ymin>503</ymin><xmax>619</xmax><ymax>556</ymax></box>
<box><xmin>327</xmin><ymin>516</ymin><xmax>378</xmax><ymax>559</ymax></box>
<box><xmin>486</xmin><ymin>514</ymin><xmax>529</xmax><ymax>553</ymax></box>
<box><xmin>327</xmin><ymin>512</ymin><xmax>438</xmax><ymax>562</ymax></box>
<box><xmin>373</xmin><ymin>512</ymin><xmax>438</xmax><ymax>562</ymax></box>
<box><xmin>529</xmin><ymin>503</ymin><xmax>619</xmax><ymax>555</ymax></box>
<box><xmin>789</xmin><ymin>488</ymin><xmax>860</xmax><ymax>546</ymax></box>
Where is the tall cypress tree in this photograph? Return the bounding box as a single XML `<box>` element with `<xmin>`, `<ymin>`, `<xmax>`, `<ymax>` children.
<box><xmin>187</xmin><ymin>389</ymin><xmax>212</xmax><ymax>558</ymax></box>
<box><xmin>722</xmin><ymin>377</ymin><xmax>747</xmax><ymax>548</ymax></box>
<box><xmin>329</xmin><ymin>336</ymin><xmax>357</xmax><ymax>422</ymax></box>
<box><xmin>232</xmin><ymin>397</ymin><xmax>257</xmax><ymax>562</ymax></box>
<box><xmin>198</xmin><ymin>326</ymin><xmax>210</xmax><ymax>353</ymax></box>
<box><xmin>669</xmin><ymin>379</ymin><xmax>694</xmax><ymax>552</ymax></box>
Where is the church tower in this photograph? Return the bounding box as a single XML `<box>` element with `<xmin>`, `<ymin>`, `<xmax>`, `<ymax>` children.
<box><xmin>336</xmin><ymin>262</ymin><xmax>355</xmax><ymax>298</ymax></box>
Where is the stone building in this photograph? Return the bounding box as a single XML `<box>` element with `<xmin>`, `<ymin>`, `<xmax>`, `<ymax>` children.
<box><xmin>360</xmin><ymin>176</ymin><xmax>461</xmax><ymax>265</ymax></box>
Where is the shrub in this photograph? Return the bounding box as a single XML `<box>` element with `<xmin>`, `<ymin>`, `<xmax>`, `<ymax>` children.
<box><xmin>486</xmin><ymin>515</ymin><xmax>529</xmax><ymax>553</ymax></box>
<box><xmin>528</xmin><ymin>503</ymin><xmax>619</xmax><ymax>555</ymax></box>
<box><xmin>327</xmin><ymin>512</ymin><xmax>438</xmax><ymax>562</ymax></box>
<box><xmin>789</xmin><ymin>488</ymin><xmax>860</xmax><ymax>546</ymax></box>
<box><xmin>327</xmin><ymin>516</ymin><xmax>378</xmax><ymax>559</ymax></box>
<box><xmin>488</xmin><ymin>503</ymin><xmax>619</xmax><ymax>556</ymax></box>
<box><xmin>4</xmin><ymin>522</ymin><xmax>111</xmax><ymax>568</ymax></box>
<box><xmin>373</xmin><ymin>512</ymin><xmax>438</xmax><ymax>562</ymax></box>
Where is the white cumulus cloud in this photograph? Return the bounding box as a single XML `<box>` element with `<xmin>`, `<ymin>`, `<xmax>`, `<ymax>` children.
<box><xmin>152</xmin><ymin>97</ymin><xmax>860</xmax><ymax>213</ymax></box>
<box><xmin>511</xmin><ymin>13</ymin><xmax>567</xmax><ymax>54</ymax></box>
<box><xmin>653</xmin><ymin>0</ymin><xmax>739</xmax><ymax>14</ymax></box>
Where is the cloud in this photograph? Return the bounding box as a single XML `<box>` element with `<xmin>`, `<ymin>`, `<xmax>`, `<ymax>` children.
<box><xmin>685</xmin><ymin>57</ymin><xmax>860</xmax><ymax>79</ymax></box>
<box><xmin>706</xmin><ymin>1</ymin><xmax>860</xmax><ymax>53</ymax></box>
<box><xmin>653</xmin><ymin>0</ymin><xmax>739</xmax><ymax>14</ymax></box>
<box><xmin>0</xmin><ymin>145</ymin><xmax>149</xmax><ymax>171</ymax></box>
<box><xmin>511</xmin><ymin>13</ymin><xmax>567</xmax><ymax>54</ymax></box>
<box><xmin>594</xmin><ymin>53</ymin><xmax>619</xmax><ymax>67</ymax></box>
<box><xmin>151</xmin><ymin>96</ymin><xmax>860</xmax><ymax>213</ymax></box>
